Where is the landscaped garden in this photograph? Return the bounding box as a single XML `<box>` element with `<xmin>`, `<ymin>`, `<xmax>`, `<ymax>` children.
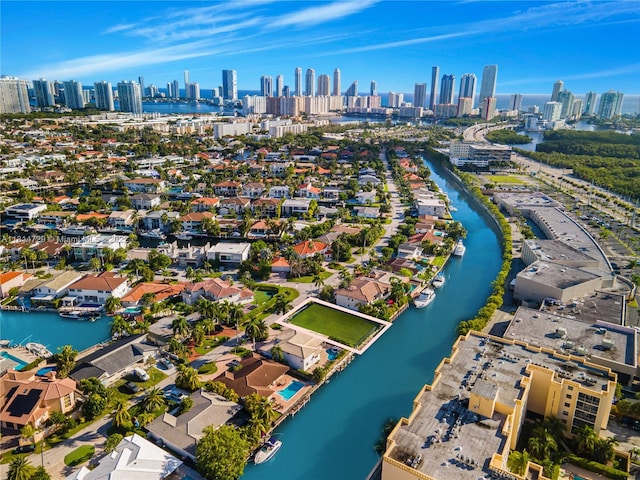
<box><xmin>287</xmin><ymin>303</ymin><xmax>380</xmax><ymax>348</ymax></box>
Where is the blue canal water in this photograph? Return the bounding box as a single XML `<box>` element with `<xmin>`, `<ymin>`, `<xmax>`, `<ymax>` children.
<box><xmin>241</xmin><ymin>158</ymin><xmax>503</xmax><ymax>479</ymax></box>
<box><xmin>0</xmin><ymin>310</ymin><xmax>111</xmax><ymax>353</ymax></box>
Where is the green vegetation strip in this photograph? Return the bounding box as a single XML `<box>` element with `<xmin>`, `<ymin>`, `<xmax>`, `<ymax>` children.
<box><xmin>288</xmin><ymin>271</ymin><xmax>333</xmax><ymax>284</ymax></box>
<box><xmin>64</xmin><ymin>445</ymin><xmax>95</xmax><ymax>466</ymax></box>
<box><xmin>288</xmin><ymin>303</ymin><xmax>379</xmax><ymax>347</ymax></box>
<box><xmin>487</xmin><ymin>175</ymin><xmax>525</xmax><ymax>184</ymax></box>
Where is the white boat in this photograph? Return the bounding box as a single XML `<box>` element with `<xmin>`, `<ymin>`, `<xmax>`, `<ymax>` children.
<box><xmin>59</xmin><ymin>310</ymin><xmax>100</xmax><ymax>320</ymax></box>
<box><xmin>254</xmin><ymin>437</ymin><xmax>282</xmax><ymax>464</ymax></box>
<box><xmin>60</xmin><ymin>225</ymin><xmax>96</xmax><ymax>236</ymax></box>
<box><xmin>449</xmin><ymin>206</ymin><xmax>458</xmax><ymax>212</ymax></box>
<box><xmin>414</xmin><ymin>288</ymin><xmax>436</xmax><ymax>308</ymax></box>
<box><xmin>174</xmin><ymin>232</ymin><xmax>194</xmax><ymax>241</ymax></box>
<box><xmin>432</xmin><ymin>273</ymin><xmax>445</xmax><ymax>289</ymax></box>
<box><xmin>25</xmin><ymin>342</ymin><xmax>52</xmax><ymax>358</ymax></box>
<box><xmin>140</xmin><ymin>229</ymin><xmax>166</xmax><ymax>240</ymax></box>
<box><xmin>453</xmin><ymin>239</ymin><xmax>466</xmax><ymax>257</ymax></box>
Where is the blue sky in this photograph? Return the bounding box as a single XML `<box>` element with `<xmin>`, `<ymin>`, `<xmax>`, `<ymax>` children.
<box><xmin>2</xmin><ymin>1</ymin><xmax>639</xmax><ymax>94</ymax></box>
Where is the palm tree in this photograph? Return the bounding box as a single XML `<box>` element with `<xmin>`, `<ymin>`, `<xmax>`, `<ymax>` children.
<box><xmin>105</xmin><ymin>295</ymin><xmax>121</xmax><ymax>314</ymax></box>
<box><xmin>225</xmin><ymin>302</ymin><xmax>245</xmax><ymax>332</ymax></box>
<box><xmin>143</xmin><ymin>387</ymin><xmax>166</xmax><ymax>413</ymax></box>
<box><xmin>312</xmin><ymin>274</ymin><xmax>325</xmax><ymax>294</ymax></box>
<box><xmin>507</xmin><ymin>450</ymin><xmax>530</xmax><ymax>476</ymax></box>
<box><xmin>7</xmin><ymin>456</ymin><xmax>35</xmax><ymax>480</ymax></box>
<box><xmin>273</xmin><ymin>294</ymin><xmax>292</xmax><ymax>316</ymax></box>
<box><xmin>55</xmin><ymin>345</ymin><xmax>78</xmax><ymax>379</ymax></box>
<box><xmin>245</xmin><ymin>393</ymin><xmax>279</xmax><ymax>434</ymax></box>
<box><xmin>529</xmin><ymin>425</ymin><xmax>557</xmax><ymax>461</ymax></box>
<box><xmin>172</xmin><ymin>316</ymin><xmax>190</xmax><ymax>339</ymax></box>
<box><xmin>243</xmin><ymin>317</ymin><xmax>268</xmax><ymax>350</ymax></box>
<box><xmin>110</xmin><ymin>315</ymin><xmax>130</xmax><ymax>338</ymax></box>
<box><xmin>112</xmin><ymin>399</ymin><xmax>131</xmax><ymax>429</ymax></box>
<box><xmin>167</xmin><ymin>337</ymin><xmax>187</xmax><ymax>357</ymax></box>
<box><xmin>270</xmin><ymin>345</ymin><xmax>285</xmax><ymax>364</ymax></box>
<box><xmin>575</xmin><ymin>424</ymin><xmax>598</xmax><ymax>456</ymax></box>
<box><xmin>191</xmin><ymin>324</ymin><xmax>206</xmax><ymax>347</ymax></box>
<box><xmin>175</xmin><ymin>364</ymin><xmax>201</xmax><ymax>392</ymax></box>
<box><xmin>199</xmin><ymin>317</ymin><xmax>215</xmax><ymax>336</ymax></box>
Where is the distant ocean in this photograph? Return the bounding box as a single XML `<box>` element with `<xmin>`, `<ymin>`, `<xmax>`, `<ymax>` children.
<box><xmin>138</xmin><ymin>89</ymin><xmax>639</xmax><ymax>116</ymax></box>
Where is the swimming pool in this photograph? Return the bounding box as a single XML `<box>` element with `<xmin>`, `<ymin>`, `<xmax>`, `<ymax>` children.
<box><xmin>36</xmin><ymin>366</ymin><xmax>57</xmax><ymax>376</ymax></box>
<box><xmin>0</xmin><ymin>351</ymin><xmax>28</xmax><ymax>370</ymax></box>
<box><xmin>327</xmin><ymin>348</ymin><xmax>339</xmax><ymax>361</ymax></box>
<box><xmin>277</xmin><ymin>380</ymin><xmax>305</xmax><ymax>401</ymax></box>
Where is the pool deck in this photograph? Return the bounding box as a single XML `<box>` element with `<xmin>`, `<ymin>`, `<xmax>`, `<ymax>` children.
<box><xmin>560</xmin><ymin>463</ymin><xmax>609</xmax><ymax>480</ymax></box>
<box><xmin>0</xmin><ymin>345</ymin><xmax>41</xmax><ymax>371</ymax></box>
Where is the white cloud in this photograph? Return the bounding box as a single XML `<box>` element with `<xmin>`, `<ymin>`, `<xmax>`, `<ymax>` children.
<box><xmin>270</xmin><ymin>0</ymin><xmax>379</xmax><ymax>28</ymax></box>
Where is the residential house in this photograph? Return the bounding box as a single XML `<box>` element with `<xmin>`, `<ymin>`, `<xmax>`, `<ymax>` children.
<box><xmin>281</xmin><ymin>198</ymin><xmax>311</xmax><ymax>217</ymax></box>
<box><xmin>292</xmin><ymin>240</ymin><xmax>328</xmax><ymax>259</ymax></box>
<box><xmin>4</xmin><ymin>203</ymin><xmax>47</xmax><ymax>221</ymax></box>
<box><xmin>334</xmin><ymin>278</ymin><xmax>389</xmax><ymax>310</ymax></box>
<box><xmin>415</xmin><ymin>196</ymin><xmax>446</xmax><ymax>217</ymax></box>
<box><xmin>269</xmin><ymin>163</ymin><xmax>290</xmax><ymax>176</ymax></box>
<box><xmin>206</xmin><ymin>242</ymin><xmax>250</xmax><ymax>266</ymax></box>
<box><xmin>66</xmin><ymin>272</ymin><xmax>129</xmax><ymax>304</ymax></box>
<box><xmin>248</xmin><ymin>220</ymin><xmax>281</xmax><ymax>239</ymax></box>
<box><xmin>0</xmin><ymin>370</ymin><xmax>80</xmax><ymax>431</ymax></box>
<box><xmin>108</xmin><ymin>209</ymin><xmax>136</xmax><ymax>229</ymax></box>
<box><xmin>268</xmin><ymin>185</ymin><xmax>290</xmax><ymax>199</ymax></box>
<box><xmin>271</xmin><ymin>256</ymin><xmax>291</xmax><ymax>274</ymax></box>
<box><xmin>242</xmin><ymin>182</ymin><xmax>266</xmax><ymax>199</ymax></box>
<box><xmin>216</xmin><ymin>355</ymin><xmax>289</xmax><ymax>399</ymax></box>
<box><xmin>146</xmin><ymin>391</ymin><xmax>244</xmax><ymax>461</ymax></box>
<box><xmin>0</xmin><ymin>271</ymin><xmax>30</xmax><ymax>298</ymax></box>
<box><xmin>179</xmin><ymin>212</ymin><xmax>214</xmax><ymax>232</ymax></box>
<box><xmin>358</xmin><ymin>174</ymin><xmax>381</xmax><ymax>186</ymax></box>
<box><xmin>181</xmin><ymin>277</ymin><xmax>254</xmax><ymax>305</ymax></box>
<box><xmin>37</xmin><ymin>211</ymin><xmax>75</xmax><ymax>227</ymax></box>
<box><xmin>217</xmin><ymin>219</ymin><xmax>242</xmax><ymax>238</ymax></box>
<box><xmin>322</xmin><ymin>187</ymin><xmax>343</xmax><ymax>201</ymax></box>
<box><xmin>251</xmin><ymin>197</ymin><xmax>281</xmax><ymax>217</ymax></box>
<box><xmin>30</xmin><ymin>271</ymin><xmax>85</xmax><ymax>303</ymax></box>
<box><xmin>123</xmin><ymin>178</ymin><xmax>167</xmax><ymax>193</ymax></box>
<box><xmin>213</xmin><ymin>180</ymin><xmax>241</xmax><ymax>197</ymax></box>
<box><xmin>296</xmin><ymin>183</ymin><xmax>321</xmax><ymax>199</ymax></box>
<box><xmin>259</xmin><ymin>329</ymin><xmax>323</xmax><ymax>371</ymax></box>
<box><xmin>119</xmin><ymin>282</ymin><xmax>185</xmax><ymax>307</ymax></box>
<box><xmin>355</xmin><ymin>191</ymin><xmax>376</xmax><ymax>205</ymax></box>
<box><xmin>140</xmin><ymin>210</ymin><xmax>180</xmax><ymax>232</ymax></box>
<box><xmin>157</xmin><ymin>242</ymin><xmax>211</xmax><ymax>268</ymax></box>
<box><xmin>72</xmin><ymin>234</ymin><xmax>128</xmax><ymax>261</ymax></box>
<box><xmin>397</xmin><ymin>242</ymin><xmax>424</xmax><ymax>260</ymax></box>
<box><xmin>65</xmin><ymin>434</ymin><xmax>182</xmax><ymax>480</ymax></box>
<box><xmin>130</xmin><ymin>193</ymin><xmax>161</xmax><ymax>210</ymax></box>
<box><xmin>191</xmin><ymin>197</ymin><xmax>219</xmax><ymax>212</ymax></box>
<box><xmin>218</xmin><ymin>197</ymin><xmax>251</xmax><ymax>216</ymax></box>
<box><xmin>354</xmin><ymin>206</ymin><xmax>380</xmax><ymax>219</ymax></box>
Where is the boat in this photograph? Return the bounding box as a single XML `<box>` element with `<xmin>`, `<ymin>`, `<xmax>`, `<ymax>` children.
<box><xmin>25</xmin><ymin>342</ymin><xmax>52</xmax><ymax>358</ymax></box>
<box><xmin>174</xmin><ymin>232</ymin><xmax>194</xmax><ymax>241</ymax></box>
<box><xmin>59</xmin><ymin>310</ymin><xmax>101</xmax><ymax>320</ymax></box>
<box><xmin>449</xmin><ymin>206</ymin><xmax>458</xmax><ymax>212</ymax></box>
<box><xmin>60</xmin><ymin>225</ymin><xmax>96</xmax><ymax>236</ymax></box>
<box><xmin>413</xmin><ymin>288</ymin><xmax>436</xmax><ymax>308</ymax></box>
<box><xmin>432</xmin><ymin>273</ymin><xmax>445</xmax><ymax>289</ymax></box>
<box><xmin>453</xmin><ymin>239</ymin><xmax>466</xmax><ymax>257</ymax></box>
<box><xmin>254</xmin><ymin>436</ymin><xmax>282</xmax><ymax>464</ymax></box>
<box><xmin>140</xmin><ymin>229</ymin><xmax>166</xmax><ymax>240</ymax></box>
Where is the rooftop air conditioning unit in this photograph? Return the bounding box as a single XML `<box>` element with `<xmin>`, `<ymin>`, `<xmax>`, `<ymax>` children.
<box><xmin>601</xmin><ymin>338</ymin><xmax>615</xmax><ymax>350</ymax></box>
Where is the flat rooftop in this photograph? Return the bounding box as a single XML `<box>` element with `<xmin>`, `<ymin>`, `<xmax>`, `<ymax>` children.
<box><xmin>517</xmin><ymin>261</ymin><xmax>600</xmax><ymax>289</ymax></box>
<box><xmin>494</xmin><ymin>191</ymin><xmax>560</xmax><ymax>209</ymax></box>
<box><xmin>524</xmin><ymin>239</ymin><xmax>600</xmax><ymax>267</ymax></box>
<box><xmin>543</xmin><ymin>291</ymin><xmax>626</xmax><ymax>326</ymax></box>
<box><xmin>386</xmin><ymin>333</ymin><xmax>613</xmax><ymax>480</ymax></box>
<box><xmin>505</xmin><ymin>306</ymin><xmax>635</xmax><ymax>368</ymax></box>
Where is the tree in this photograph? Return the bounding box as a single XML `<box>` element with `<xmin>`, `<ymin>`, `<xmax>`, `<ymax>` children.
<box><xmin>225</xmin><ymin>302</ymin><xmax>245</xmax><ymax>331</ymax></box>
<box><xmin>270</xmin><ymin>345</ymin><xmax>285</xmax><ymax>364</ymax></box>
<box><xmin>172</xmin><ymin>316</ymin><xmax>190</xmax><ymax>339</ymax></box>
<box><xmin>7</xmin><ymin>456</ymin><xmax>35</xmax><ymax>480</ymax></box>
<box><xmin>55</xmin><ymin>345</ymin><xmax>78</xmax><ymax>378</ymax></box>
<box><xmin>176</xmin><ymin>364</ymin><xmax>201</xmax><ymax>392</ymax></box>
<box><xmin>31</xmin><ymin>466</ymin><xmax>52</xmax><ymax>480</ymax></box>
<box><xmin>575</xmin><ymin>424</ymin><xmax>598</xmax><ymax>457</ymax></box>
<box><xmin>507</xmin><ymin>450</ymin><xmax>530</xmax><ymax>476</ymax></box>
<box><xmin>105</xmin><ymin>295</ymin><xmax>121</xmax><ymax>314</ymax></box>
<box><xmin>191</xmin><ymin>324</ymin><xmax>206</xmax><ymax>347</ymax></box>
<box><xmin>273</xmin><ymin>294</ymin><xmax>292</xmax><ymax>316</ymax></box>
<box><xmin>244</xmin><ymin>393</ymin><xmax>278</xmax><ymax>435</ymax></box>
<box><xmin>83</xmin><ymin>392</ymin><xmax>108</xmax><ymax>420</ymax></box>
<box><xmin>312</xmin><ymin>274</ymin><xmax>325</xmax><ymax>293</ymax></box>
<box><xmin>143</xmin><ymin>387</ymin><xmax>166</xmax><ymax>413</ymax></box>
<box><xmin>110</xmin><ymin>315</ymin><xmax>130</xmax><ymax>338</ymax></box>
<box><xmin>20</xmin><ymin>424</ymin><xmax>35</xmax><ymax>444</ymax></box>
<box><xmin>243</xmin><ymin>317</ymin><xmax>268</xmax><ymax>349</ymax></box>
<box><xmin>104</xmin><ymin>433</ymin><xmax>124</xmax><ymax>453</ymax></box>
<box><xmin>196</xmin><ymin>425</ymin><xmax>250</xmax><ymax>480</ymax></box>
<box><xmin>112</xmin><ymin>399</ymin><xmax>131</xmax><ymax>429</ymax></box>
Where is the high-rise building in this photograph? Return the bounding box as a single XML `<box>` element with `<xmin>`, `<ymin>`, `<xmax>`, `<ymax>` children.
<box><xmin>138</xmin><ymin>76</ymin><xmax>145</xmax><ymax>98</ymax></box>
<box><xmin>305</xmin><ymin>69</ymin><xmax>315</xmax><ymax>96</ymax></box>
<box><xmin>346</xmin><ymin>80</ymin><xmax>358</xmax><ymax>97</ymax></box>
<box><xmin>282</xmin><ymin>85</ymin><xmax>291</xmax><ymax>98</ymax></box>
<box><xmin>94</xmin><ymin>81</ymin><xmax>114</xmax><ymax>111</ymax></box>
<box><xmin>583</xmin><ymin>92</ymin><xmax>598</xmax><ymax>116</ymax></box>
<box><xmin>387</xmin><ymin>92</ymin><xmax>404</xmax><ymax>108</ymax></box>
<box><xmin>52</xmin><ymin>80</ymin><xmax>63</xmax><ymax>98</ymax></box>
<box><xmin>171</xmin><ymin>80</ymin><xmax>180</xmax><ymax>99</ymax></box>
<box><xmin>117</xmin><ymin>80</ymin><xmax>143</xmax><ymax>114</ymax></box>
<box><xmin>459</xmin><ymin>74</ymin><xmax>476</xmax><ymax>105</ymax></box>
<box><xmin>480</xmin><ymin>96</ymin><xmax>497</xmax><ymax>120</ymax></box>
<box><xmin>370</xmin><ymin>81</ymin><xmax>377</xmax><ymax>97</ymax></box>
<box><xmin>275</xmin><ymin>75</ymin><xmax>284</xmax><ymax>97</ymax></box>
<box><xmin>166</xmin><ymin>82</ymin><xmax>174</xmax><ymax>99</ymax></box>
<box><xmin>63</xmin><ymin>80</ymin><xmax>84</xmax><ymax>109</ymax></box>
<box><xmin>457</xmin><ymin>97</ymin><xmax>473</xmax><ymax>117</ymax></box>
<box><xmin>0</xmin><ymin>76</ymin><xmax>31</xmax><ymax>113</ymax></box>
<box><xmin>333</xmin><ymin>68</ymin><xmax>341</xmax><ymax>96</ymax></box>
<box><xmin>260</xmin><ymin>75</ymin><xmax>273</xmax><ymax>97</ymax></box>
<box><xmin>597</xmin><ymin>90</ymin><xmax>624</xmax><ymax>119</ymax></box>
<box><xmin>439</xmin><ymin>74</ymin><xmax>455</xmax><ymax>105</ymax></box>
<box><xmin>551</xmin><ymin>80</ymin><xmax>564</xmax><ymax>101</ymax></box>
<box><xmin>557</xmin><ymin>90</ymin><xmax>575</xmax><ymax>118</ymax></box>
<box><xmin>572</xmin><ymin>99</ymin><xmax>584</xmax><ymax>119</ymax></box>
<box><xmin>33</xmin><ymin>78</ymin><xmax>55</xmax><ymax>108</ymax></box>
<box><xmin>509</xmin><ymin>93</ymin><xmax>523</xmax><ymax>111</ymax></box>
<box><xmin>188</xmin><ymin>82</ymin><xmax>200</xmax><ymax>100</ymax></box>
<box><xmin>413</xmin><ymin>83</ymin><xmax>427</xmax><ymax>108</ymax></box>
<box><xmin>183</xmin><ymin>70</ymin><xmax>190</xmax><ymax>99</ymax></box>
<box><xmin>542</xmin><ymin>101</ymin><xmax>562</xmax><ymax>121</ymax></box>
<box><xmin>294</xmin><ymin>67</ymin><xmax>302</xmax><ymax>96</ymax></box>
<box><xmin>430</xmin><ymin>66</ymin><xmax>439</xmax><ymax>110</ymax></box>
<box><xmin>478</xmin><ymin>65</ymin><xmax>498</xmax><ymax>103</ymax></box>
<box><xmin>222</xmin><ymin>69</ymin><xmax>238</xmax><ymax>101</ymax></box>
<box><xmin>317</xmin><ymin>74</ymin><xmax>330</xmax><ymax>96</ymax></box>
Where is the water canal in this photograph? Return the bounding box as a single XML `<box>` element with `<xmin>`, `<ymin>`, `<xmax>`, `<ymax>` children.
<box><xmin>241</xmin><ymin>158</ymin><xmax>503</xmax><ymax>479</ymax></box>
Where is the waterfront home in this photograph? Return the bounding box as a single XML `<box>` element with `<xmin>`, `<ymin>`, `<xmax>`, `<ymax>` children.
<box><xmin>31</xmin><ymin>270</ymin><xmax>85</xmax><ymax>304</ymax></box>
<box><xmin>120</xmin><ymin>282</ymin><xmax>186</xmax><ymax>308</ymax></box>
<box><xmin>107</xmin><ymin>209</ymin><xmax>136</xmax><ymax>229</ymax></box>
<box><xmin>4</xmin><ymin>203</ymin><xmax>47</xmax><ymax>221</ymax></box>
<box><xmin>140</xmin><ymin>210</ymin><xmax>180</xmax><ymax>232</ymax></box>
<box><xmin>158</xmin><ymin>242</ymin><xmax>211</xmax><ymax>268</ymax></box>
<box><xmin>123</xmin><ymin>177</ymin><xmax>167</xmax><ymax>193</ymax></box>
<box><xmin>130</xmin><ymin>193</ymin><xmax>161</xmax><ymax>210</ymax></box>
<box><xmin>66</xmin><ymin>272</ymin><xmax>129</xmax><ymax>304</ymax></box>
<box><xmin>0</xmin><ymin>271</ymin><xmax>31</xmax><ymax>298</ymax></box>
<box><xmin>247</xmin><ymin>220</ymin><xmax>282</xmax><ymax>239</ymax></box>
<box><xmin>334</xmin><ymin>278</ymin><xmax>389</xmax><ymax>311</ymax></box>
<box><xmin>190</xmin><ymin>196</ymin><xmax>220</xmax><ymax>212</ymax></box>
<box><xmin>181</xmin><ymin>277</ymin><xmax>254</xmax><ymax>306</ymax></box>
<box><xmin>281</xmin><ymin>198</ymin><xmax>312</xmax><ymax>217</ymax></box>
<box><xmin>397</xmin><ymin>242</ymin><xmax>424</xmax><ymax>260</ymax></box>
<box><xmin>179</xmin><ymin>211</ymin><xmax>214</xmax><ymax>232</ymax></box>
<box><xmin>146</xmin><ymin>391</ymin><xmax>243</xmax><ymax>462</ymax></box>
<box><xmin>0</xmin><ymin>370</ymin><xmax>80</xmax><ymax>432</ymax></box>
<box><xmin>218</xmin><ymin>197</ymin><xmax>251</xmax><ymax>216</ymax></box>
<box><xmin>216</xmin><ymin>355</ymin><xmax>289</xmax><ymax>399</ymax></box>
<box><xmin>72</xmin><ymin>234</ymin><xmax>129</xmax><ymax>261</ymax></box>
<box><xmin>292</xmin><ymin>240</ymin><xmax>328</xmax><ymax>259</ymax></box>
<box><xmin>251</xmin><ymin>197</ymin><xmax>281</xmax><ymax>217</ymax></box>
<box><xmin>37</xmin><ymin>210</ymin><xmax>75</xmax><ymax>227</ymax></box>
<box><xmin>242</xmin><ymin>181</ymin><xmax>266</xmax><ymax>199</ymax></box>
<box><xmin>213</xmin><ymin>180</ymin><xmax>242</xmax><ymax>197</ymax></box>
<box><xmin>258</xmin><ymin>329</ymin><xmax>323</xmax><ymax>371</ymax></box>
<box><xmin>70</xmin><ymin>334</ymin><xmax>157</xmax><ymax>385</ymax></box>
<box><xmin>206</xmin><ymin>242</ymin><xmax>251</xmax><ymax>267</ymax></box>
<box><xmin>32</xmin><ymin>240</ymin><xmax>67</xmax><ymax>261</ymax></box>
<box><xmin>415</xmin><ymin>196</ymin><xmax>447</xmax><ymax>217</ymax></box>
<box><xmin>66</xmin><ymin>433</ymin><xmax>182</xmax><ymax>480</ymax></box>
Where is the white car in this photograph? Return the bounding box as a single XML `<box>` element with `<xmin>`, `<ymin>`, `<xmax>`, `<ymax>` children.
<box><xmin>133</xmin><ymin>367</ymin><xmax>150</xmax><ymax>381</ymax></box>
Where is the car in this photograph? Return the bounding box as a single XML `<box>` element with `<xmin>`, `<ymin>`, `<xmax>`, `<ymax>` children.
<box><xmin>633</xmin><ymin>420</ymin><xmax>640</xmax><ymax>431</ymax></box>
<box><xmin>124</xmin><ymin>382</ymin><xmax>140</xmax><ymax>394</ymax></box>
<box><xmin>227</xmin><ymin>359</ymin><xmax>241</xmax><ymax>368</ymax></box>
<box><xmin>159</xmin><ymin>357</ymin><xmax>173</xmax><ymax>369</ymax></box>
<box><xmin>13</xmin><ymin>444</ymin><xmax>35</xmax><ymax>454</ymax></box>
<box><xmin>133</xmin><ymin>367</ymin><xmax>150</xmax><ymax>381</ymax></box>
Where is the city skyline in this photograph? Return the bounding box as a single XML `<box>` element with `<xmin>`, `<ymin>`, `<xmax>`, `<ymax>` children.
<box><xmin>1</xmin><ymin>1</ymin><xmax>639</xmax><ymax>94</ymax></box>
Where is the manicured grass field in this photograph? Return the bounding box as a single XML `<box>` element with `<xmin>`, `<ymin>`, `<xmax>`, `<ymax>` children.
<box><xmin>288</xmin><ymin>303</ymin><xmax>379</xmax><ymax>347</ymax></box>
<box><xmin>487</xmin><ymin>175</ymin><xmax>525</xmax><ymax>184</ymax></box>
<box><xmin>288</xmin><ymin>271</ymin><xmax>333</xmax><ymax>284</ymax></box>
<box><xmin>64</xmin><ymin>445</ymin><xmax>95</xmax><ymax>466</ymax></box>
<box><xmin>253</xmin><ymin>290</ymin><xmax>274</xmax><ymax>305</ymax></box>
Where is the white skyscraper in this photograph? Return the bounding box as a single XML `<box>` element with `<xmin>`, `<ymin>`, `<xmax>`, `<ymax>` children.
<box><xmin>94</xmin><ymin>81</ymin><xmax>115</xmax><ymax>111</ymax></box>
<box><xmin>509</xmin><ymin>94</ymin><xmax>523</xmax><ymax>111</ymax></box>
<box><xmin>414</xmin><ymin>83</ymin><xmax>427</xmax><ymax>108</ymax></box>
<box><xmin>305</xmin><ymin>69</ymin><xmax>315</xmax><ymax>96</ymax></box>
<box><xmin>188</xmin><ymin>82</ymin><xmax>200</xmax><ymax>100</ymax></box>
<box><xmin>275</xmin><ymin>75</ymin><xmax>284</xmax><ymax>97</ymax></box>
<box><xmin>597</xmin><ymin>90</ymin><xmax>624</xmax><ymax>119</ymax></box>
<box><xmin>551</xmin><ymin>80</ymin><xmax>563</xmax><ymax>101</ymax></box>
<box><xmin>333</xmin><ymin>68</ymin><xmax>341</xmax><ymax>96</ymax></box>
<box><xmin>345</xmin><ymin>80</ymin><xmax>358</xmax><ymax>97</ymax></box>
<box><xmin>478</xmin><ymin>65</ymin><xmax>498</xmax><ymax>102</ymax></box>
<box><xmin>33</xmin><ymin>78</ymin><xmax>55</xmax><ymax>108</ymax></box>
<box><xmin>542</xmin><ymin>101</ymin><xmax>562</xmax><ymax>121</ymax></box>
<box><xmin>0</xmin><ymin>76</ymin><xmax>31</xmax><ymax>113</ymax></box>
<box><xmin>117</xmin><ymin>80</ymin><xmax>143</xmax><ymax>114</ymax></box>
<box><xmin>317</xmin><ymin>74</ymin><xmax>330</xmax><ymax>96</ymax></box>
<box><xmin>63</xmin><ymin>80</ymin><xmax>85</xmax><ymax>109</ymax></box>
<box><xmin>294</xmin><ymin>67</ymin><xmax>302</xmax><ymax>96</ymax></box>
<box><xmin>260</xmin><ymin>75</ymin><xmax>273</xmax><ymax>96</ymax></box>
<box><xmin>430</xmin><ymin>66</ymin><xmax>439</xmax><ymax>110</ymax></box>
<box><xmin>222</xmin><ymin>69</ymin><xmax>238</xmax><ymax>101</ymax></box>
<box><xmin>459</xmin><ymin>74</ymin><xmax>476</xmax><ymax>105</ymax></box>
<box><xmin>387</xmin><ymin>92</ymin><xmax>404</xmax><ymax>108</ymax></box>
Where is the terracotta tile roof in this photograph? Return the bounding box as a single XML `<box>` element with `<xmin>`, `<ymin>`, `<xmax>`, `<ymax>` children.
<box><xmin>179</xmin><ymin>212</ymin><xmax>214</xmax><ymax>222</ymax></box>
<box><xmin>76</xmin><ymin>212</ymin><xmax>109</xmax><ymax>222</ymax></box>
<box><xmin>335</xmin><ymin>278</ymin><xmax>387</xmax><ymax>303</ymax></box>
<box><xmin>126</xmin><ymin>177</ymin><xmax>162</xmax><ymax>184</ymax></box>
<box><xmin>271</xmin><ymin>257</ymin><xmax>290</xmax><ymax>268</ymax></box>
<box><xmin>218</xmin><ymin>355</ymin><xmax>289</xmax><ymax>398</ymax></box>
<box><xmin>408</xmin><ymin>231</ymin><xmax>444</xmax><ymax>245</ymax></box>
<box><xmin>0</xmin><ymin>271</ymin><xmax>29</xmax><ymax>284</ymax></box>
<box><xmin>120</xmin><ymin>282</ymin><xmax>185</xmax><ymax>304</ymax></box>
<box><xmin>184</xmin><ymin>277</ymin><xmax>247</xmax><ymax>301</ymax></box>
<box><xmin>252</xmin><ymin>198</ymin><xmax>280</xmax><ymax>207</ymax></box>
<box><xmin>69</xmin><ymin>272</ymin><xmax>128</xmax><ymax>292</ymax></box>
<box><xmin>292</xmin><ymin>240</ymin><xmax>328</xmax><ymax>257</ymax></box>
<box><xmin>215</xmin><ymin>180</ymin><xmax>241</xmax><ymax>187</ymax></box>
<box><xmin>191</xmin><ymin>197</ymin><xmax>219</xmax><ymax>206</ymax></box>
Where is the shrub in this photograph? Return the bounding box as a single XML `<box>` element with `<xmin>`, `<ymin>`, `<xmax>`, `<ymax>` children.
<box><xmin>566</xmin><ymin>455</ymin><xmax>629</xmax><ymax>480</ymax></box>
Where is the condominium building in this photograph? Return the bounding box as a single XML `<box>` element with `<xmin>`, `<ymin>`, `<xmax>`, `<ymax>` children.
<box><xmin>542</xmin><ymin>101</ymin><xmax>562</xmax><ymax>121</ymax></box>
<box><xmin>430</xmin><ymin>66</ymin><xmax>439</xmax><ymax>110</ymax></box>
<box><xmin>439</xmin><ymin>74</ymin><xmax>455</xmax><ymax>105</ymax></box>
<box><xmin>551</xmin><ymin>80</ymin><xmax>564</xmax><ymax>101</ymax></box>
<box><xmin>33</xmin><ymin>78</ymin><xmax>55</xmax><ymax>108</ymax></box>
<box><xmin>305</xmin><ymin>68</ymin><xmax>316</xmax><ymax>97</ymax></box>
<box><xmin>0</xmin><ymin>77</ymin><xmax>31</xmax><ymax>113</ymax></box>
<box><xmin>94</xmin><ymin>81</ymin><xmax>115</xmax><ymax>111</ymax></box>
<box><xmin>63</xmin><ymin>80</ymin><xmax>85</xmax><ymax>109</ymax></box>
<box><xmin>381</xmin><ymin>331</ymin><xmax>616</xmax><ymax>480</ymax></box>
<box><xmin>459</xmin><ymin>74</ymin><xmax>476</xmax><ymax>106</ymax></box>
<box><xmin>260</xmin><ymin>75</ymin><xmax>273</xmax><ymax>97</ymax></box>
<box><xmin>509</xmin><ymin>93</ymin><xmax>523</xmax><ymax>111</ymax></box>
<box><xmin>275</xmin><ymin>74</ymin><xmax>284</xmax><ymax>97</ymax></box>
<box><xmin>117</xmin><ymin>80</ymin><xmax>143</xmax><ymax>114</ymax></box>
<box><xmin>478</xmin><ymin>64</ymin><xmax>498</xmax><ymax>102</ymax></box>
<box><xmin>317</xmin><ymin>74</ymin><xmax>330</xmax><ymax>96</ymax></box>
<box><xmin>583</xmin><ymin>91</ymin><xmax>597</xmax><ymax>116</ymax></box>
<box><xmin>294</xmin><ymin>67</ymin><xmax>302</xmax><ymax>96</ymax></box>
<box><xmin>222</xmin><ymin>69</ymin><xmax>238</xmax><ymax>101</ymax></box>
<box><xmin>370</xmin><ymin>80</ymin><xmax>377</xmax><ymax>97</ymax></box>
<box><xmin>597</xmin><ymin>90</ymin><xmax>624</xmax><ymax>119</ymax></box>
<box><xmin>413</xmin><ymin>83</ymin><xmax>427</xmax><ymax>108</ymax></box>
<box><xmin>345</xmin><ymin>80</ymin><xmax>358</xmax><ymax>98</ymax></box>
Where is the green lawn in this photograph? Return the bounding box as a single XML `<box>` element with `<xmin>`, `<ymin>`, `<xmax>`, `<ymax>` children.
<box><xmin>64</xmin><ymin>445</ymin><xmax>95</xmax><ymax>466</ymax></box>
<box><xmin>194</xmin><ymin>335</ymin><xmax>229</xmax><ymax>355</ymax></box>
<box><xmin>288</xmin><ymin>303</ymin><xmax>379</xmax><ymax>348</ymax></box>
<box><xmin>253</xmin><ymin>289</ymin><xmax>275</xmax><ymax>305</ymax></box>
<box><xmin>288</xmin><ymin>271</ymin><xmax>333</xmax><ymax>284</ymax></box>
<box><xmin>487</xmin><ymin>175</ymin><xmax>525</xmax><ymax>184</ymax></box>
